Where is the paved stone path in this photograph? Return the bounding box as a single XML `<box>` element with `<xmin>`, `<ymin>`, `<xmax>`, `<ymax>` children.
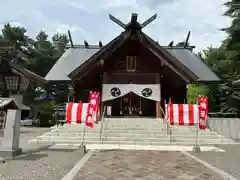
<box><xmin>74</xmin><ymin>150</ymin><xmax>225</xmax><ymax>180</ymax></box>
<box><xmin>190</xmin><ymin>144</ymin><xmax>240</xmax><ymax>179</ymax></box>
<box><xmin>0</xmin><ymin>127</ymin><xmax>85</xmax><ymax>180</ymax></box>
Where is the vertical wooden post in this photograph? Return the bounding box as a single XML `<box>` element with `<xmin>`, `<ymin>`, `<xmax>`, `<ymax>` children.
<box><xmin>100</xmin><ymin>102</ymin><xmax>104</xmax><ymax>118</ymax></box>
<box><xmin>156</xmin><ymin>73</ymin><xmax>161</xmax><ymax>118</ymax></box>
<box><xmin>99</xmin><ymin>72</ymin><xmax>107</xmax><ymax>120</ymax></box>
<box><xmin>156</xmin><ymin>101</ymin><xmax>161</xmax><ymax>118</ymax></box>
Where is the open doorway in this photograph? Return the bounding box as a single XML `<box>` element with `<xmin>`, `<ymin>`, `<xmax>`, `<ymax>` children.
<box><xmin>104</xmin><ymin>92</ymin><xmax>156</xmax><ymax>117</ymax></box>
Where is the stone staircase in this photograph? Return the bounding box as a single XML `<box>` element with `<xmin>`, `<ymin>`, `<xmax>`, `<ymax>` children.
<box><xmin>29</xmin><ymin>117</ymin><xmax>238</xmax><ymax>146</ymax></box>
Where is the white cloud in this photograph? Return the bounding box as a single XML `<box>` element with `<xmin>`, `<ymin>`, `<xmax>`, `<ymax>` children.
<box><xmin>0</xmin><ymin>0</ymin><xmax>231</xmax><ymax>52</ymax></box>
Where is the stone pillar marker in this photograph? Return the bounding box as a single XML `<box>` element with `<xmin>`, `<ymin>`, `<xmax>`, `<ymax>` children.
<box><xmin>0</xmin><ymin>95</ymin><xmax>23</xmax><ymax>157</ymax></box>
<box><xmin>0</xmin><ymin>109</ymin><xmax>22</xmax><ymax>157</ymax></box>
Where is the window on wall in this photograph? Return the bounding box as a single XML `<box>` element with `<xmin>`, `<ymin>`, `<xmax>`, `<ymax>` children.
<box><xmin>126</xmin><ymin>56</ymin><xmax>136</xmax><ymax>72</ymax></box>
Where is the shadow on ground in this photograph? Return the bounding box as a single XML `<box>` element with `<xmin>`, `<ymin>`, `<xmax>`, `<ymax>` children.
<box><xmin>9</xmin><ymin>145</ymin><xmax>81</xmax><ymax>161</ymax></box>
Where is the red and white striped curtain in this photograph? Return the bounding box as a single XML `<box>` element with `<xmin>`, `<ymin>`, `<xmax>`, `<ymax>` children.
<box><xmin>165</xmin><ymin>96</ymin><xmax>209</xmax><ymax>129</ymax></box>
<box><xmin>165</xmin><ymin>104</ymin><xmax>199</xmax><ymax>125</ymax></box>
<box><xmin>66</xmin><ymin>103</ymin><xmax>89</xmax><ymax>124</ymax></box>
<box><xmin>65</xmin><ymin>91</ymin><xmax>100</xmax><ymax>128</ymax></box>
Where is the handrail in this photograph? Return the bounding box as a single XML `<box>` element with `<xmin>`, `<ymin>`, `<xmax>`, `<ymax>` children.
<box><xmin>99</xmin><ymin>106</ymin><xmax>106</xmax><ymax>142</ymax></box>
<box><xmin>159</xmin><ymin>106</ymin><xmax>174</xmax><ymax>142</ymax></box>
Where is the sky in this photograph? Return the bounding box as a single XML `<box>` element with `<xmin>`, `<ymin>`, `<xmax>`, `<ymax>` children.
<box><xmin>0</xmin><ymin>0</ymin><xmax>231</xmax><ymax>52</ymax></box>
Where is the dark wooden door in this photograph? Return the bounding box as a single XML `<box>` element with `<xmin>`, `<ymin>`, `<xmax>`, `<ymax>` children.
<box><xmin>122</xmin><ymin>92</ymin><xmax>140</xmax><ymax>116</ymax></box>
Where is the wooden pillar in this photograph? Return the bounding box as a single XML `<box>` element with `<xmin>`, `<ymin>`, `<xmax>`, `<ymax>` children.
<box><xmin>99</xmin><ymin>72</ymin><xmax>107</xmax><ymax>120</ymax></box>
<box><xmin>155</xmin><ymin>73</ymin><xmax>161</xmax><ymax>118</ymax></box>
<box><xmin>100</xmin><ymin>102</ymin><xmax>104</xmax><ymax>118</ymax></box>
<box><xmin>156</xmin><ymin>101</ymin><xmax>161</xmax><ymax>118</ymax></box>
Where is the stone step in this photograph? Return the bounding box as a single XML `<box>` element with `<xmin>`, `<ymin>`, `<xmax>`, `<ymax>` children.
<box><xmin>48</xmin><ymin>129</ymin><xmax>219</xmax><ymax>135</ymax></box>
<box><xmin>29</xmin><ymin>139</ymin><xmax>238</xmax><ymax>145</ymax></box>
<box><xmin>103</xmin><ymin>130</ymin><xmax>218</xmax><ymax>135</ymax></box>
<box><xmin>48</xmin><ymin>131</ymin><xmax>218</xmax><ymax>137</ymax></box>
<box><xmin>104</xmin><ymin>140</ymin><xmax>238</xmax><ymax>144</ymax></box>
<box><xmin>85</xmin><ymin>144</ymin><xmax>226</xmax><ymax>152</ymax></box>
<box><xmin>46</xmin><ymin>132</ymin><xmax>221</xmax><ymax>138</ymax></box>
<box><xmin>49</xmin><ymin>143</ymin><xmax>81</xmax><ymax>150</ymax></box>
<box><xmin>36</xmin><ymin>135</ymin><xmax>235</xmax><ymax>142</ymax></box>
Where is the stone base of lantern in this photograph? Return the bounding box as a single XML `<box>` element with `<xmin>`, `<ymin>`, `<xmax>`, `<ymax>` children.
<box><xmin>0</xmin><ymin>148</ymin><xmax>22</xmax><ymax>158</ymax></box>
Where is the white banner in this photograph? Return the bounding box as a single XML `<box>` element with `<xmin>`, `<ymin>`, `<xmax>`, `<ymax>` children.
<box><xmin>102</xmin><ymin>84</ymin><xmax>161</xmax><ymax>102</ymax></box>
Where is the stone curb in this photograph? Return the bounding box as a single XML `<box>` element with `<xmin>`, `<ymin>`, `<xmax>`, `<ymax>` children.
<box><xmin>181</xmin><ymin>151</ymin><xmax>239</xmax><ymax>180</ymax></box>
<box><xmin>61</xmin><ymin>149</ymin><xmax>95</xmax><ymax>180</ymax></box>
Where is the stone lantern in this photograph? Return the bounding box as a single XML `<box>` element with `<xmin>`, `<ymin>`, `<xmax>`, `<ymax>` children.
<box><xmin>0</xmin><ymin>57</ymin><xmax>47</xmax><ymax>157</ymax></box>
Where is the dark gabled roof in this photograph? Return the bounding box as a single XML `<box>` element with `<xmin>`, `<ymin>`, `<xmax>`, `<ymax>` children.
<box><xmin>68</xmin><ymin>31</ymin><xmax>199</xmax><ymax>83</ymax></box>
<box><xmin>45</xmin><ymin>39</ymin><xmax>219</xmax><ymax>82</ymax></box>
<box><xmin>67</xmin><ymin>31</ymin><xmax>219</xmax><ymax>82</ymax></box>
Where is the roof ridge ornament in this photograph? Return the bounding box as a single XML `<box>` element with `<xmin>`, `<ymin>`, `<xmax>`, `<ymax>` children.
<box><xmin>184</xmin><ymin>31</ymin><xmax>191</xmax><ymax>48</ymax></box>
<box><xmin>109</xmin><ymin>13</ymin><xmax>157</xmax><ymax>30</ymax></box>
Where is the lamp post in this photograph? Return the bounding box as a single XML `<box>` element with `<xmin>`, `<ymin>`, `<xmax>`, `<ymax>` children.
<box><xmin>0</xmin><ymin>57</ymin><xmax>47</xmax><ymax>157</ymax></box>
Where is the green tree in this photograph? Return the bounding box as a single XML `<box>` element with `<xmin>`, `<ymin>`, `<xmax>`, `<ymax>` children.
<box><xmin>0</xmin><ymin>23</ymin><xmax>32</xmax><ymax>65</ymax></box>
<box><xmin>52</xmin><ymin>33</ymin><xmax>69</xmax><ymax>54</ymax></box>
<box><xmin>176</xmin><ymin>41</ymin><xmax>189</xmax><ymax>47</ymax></box>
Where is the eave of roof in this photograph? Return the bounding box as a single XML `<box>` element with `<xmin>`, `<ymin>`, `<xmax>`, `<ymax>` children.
<box><xmin>68</xmin><ymin>30</ymin><xmax>131</xmax><ymax>79</ymax></box>
<box><xmin>0</xmin><ymin>98</ymin><xmax>20</xmax><ymax>109</ymax></box>
<box><xmin>68</xmin><ymin>32</ymin><xmax>126</xmax><ymax>79</ymax></box>
<box><xmin>166</xmin><ymin>49</ymin><xmax>220</xmax><ymax>82</ymax></box>
<box><xmin>10</xmin><ymin>62</ymin><xmax>48</xmax><ymax>84</ymax></box>
<box><xmin>140</xmin><ymin>32</ymin><xmax>198</xmax><ymax>82</ymax></box>
<box><xmin>45</xmin><ymin>48</ymin><xmax>98</xmax><ymax>81</ymax></box>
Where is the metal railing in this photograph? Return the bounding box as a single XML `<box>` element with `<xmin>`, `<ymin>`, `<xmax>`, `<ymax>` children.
<box><xmin>99</xmin><ymin>106</ymin><xmax>107</xmax><ymax>143</ymax></box>
<box><xmin>53</xmin><ymin>105</ymin><xmax>66</xmax><ymax>126</ymax></box>
<box><xmin>159</xmin><ymin>107</ymin><xmax>174</xmax><ymax>142</ymax></box>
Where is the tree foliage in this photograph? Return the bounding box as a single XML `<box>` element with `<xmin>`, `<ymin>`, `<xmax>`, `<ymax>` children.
<box><xmin>189</xmin><ymin>0</ymin><xmax>240</xmax><ymax>113</ymax></box>
<box><xmin>0</xmin><ymin>23</ymin><xmax>69</xmax><ymax>106</ymax></box>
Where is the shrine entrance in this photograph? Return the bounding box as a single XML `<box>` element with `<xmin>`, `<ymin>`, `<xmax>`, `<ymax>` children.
<box><xmin>121</xmin><ymin>92</ymin><xmax>156</xmax><ymax>117</ymax></box>
<box><xmin>122</xmin><ymin>92</ymin><xmax>141</xmax><ymax>116</ymax></box>
<box><xmin>104</xmin><ymin>87</ymin><xmax>157</xmax><ymax>117</ymax></box>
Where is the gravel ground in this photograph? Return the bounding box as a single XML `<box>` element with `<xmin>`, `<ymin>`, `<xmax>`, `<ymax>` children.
<box><xmin>0</xmin><ymin>148</ymin><xmax>84</xmax><ymax>180</ymax></box>
<box><xmin>0</xmin><ymin>127</ymin><xmax>85</xmax><ymax>180</ymax></box>
<box><xmin>0</xmin><ymin>127</ymin><xmax>51</xmax><ymax>153</ymax></box>
<box><xmin>189</xmin><ymin>144</ymin><xmax>240</xmax><ymax>179</ymax></box>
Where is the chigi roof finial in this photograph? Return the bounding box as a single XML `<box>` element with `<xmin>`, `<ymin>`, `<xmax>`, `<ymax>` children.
<box><xmin>109</xmin><ymin>13</ymin><xmax>157</xmax><ymax>30</ymax></box>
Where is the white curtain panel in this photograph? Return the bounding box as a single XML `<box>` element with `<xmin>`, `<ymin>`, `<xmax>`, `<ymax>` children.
<box><xmin>132</xmin><ymin>84</ymin><xmax>161</xmax><ymax>101</ymax></box>
<box><xmin>102</xmin><ymin>84</ymin><xmax>161</xmax><ymax>102</ymax></box>
<box><xmin>102</xmin><ymin>84</ymin><xmax>131</xmax><ymax>101</ymax></box>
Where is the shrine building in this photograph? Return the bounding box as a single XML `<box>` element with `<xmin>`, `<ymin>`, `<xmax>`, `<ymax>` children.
<box><xmin>45</xmin><ymin>13</ymin><xmax>219</xmax><ymax>118</ymax></box>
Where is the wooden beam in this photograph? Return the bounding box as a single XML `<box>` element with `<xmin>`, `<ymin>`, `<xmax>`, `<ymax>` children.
<box><xmin>109</xmin><ymin>14</ymin><xmax>127</xmax><ymax>29</ymax></box>
<box><xmin>141</xmin><ymin>33</ymin><xmax>198</xmax><ymax>81</ymax></box>
<box><xmin>68</xmin><ymin>30</ymin><xmax>74</xmax><ymax>47</ymax></box>
<box><xmin>184</xmin><ymin>31</ymin><xmax>191</xmax><ymax>48</ymax></box>
<box><xmin>141</xmin><ymin>13</ymin><xmax>157</xmax><ymax>29</ymax></box>
<box><xmin>69</xmin><ymin>34</ymin><xmax>122</xmax><ymax>78</ymax></box>
<box><xmin>131</xmin><ymin>13</ymin><xmax>138</xmax><ymax>24</ymax></box>
<box><xmin>145</xmin><ymin>45</ymin><xmax>191</xmax><ymax>83</ymax></box>
<box><xmin>71</xmin><ymin>32</ymin><xmax>131</xmax><ymax>81</ymax></box>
